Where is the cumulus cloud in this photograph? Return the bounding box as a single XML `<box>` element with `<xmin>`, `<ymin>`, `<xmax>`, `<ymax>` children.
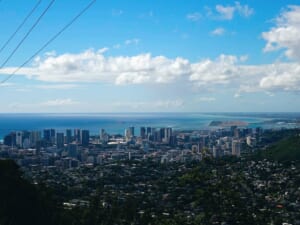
<box><xmin>213</xmin><ymin>2</ymin><xmax>254</xmax><ymax>20</ymax></box>
<box><xmin>211</xmin><ymin>27</ymin><xmax>225</xmax><ymax>36</ymax></box>
<box><xmin>0</xmin><ymin>50</ymin><xmax>191</xmax><ymax>85</ymax></box>
<box><xmin>1</xmin><ymin>49</ymin><xmax>300</xmax><ymax>94</ymax></box>
<box><xmin>259</xmin><ymin>63</ymin><xmax>300</xmax><ymax>91</ymax></box>
<box><xmin>216</xmin><ymin>5</ymin><xmax>235</xmax><ymax>20</ymax></box>
<box><xmin>262</xmin><ymin>5</ymin><xmax>300</xmax><ymax>60</ymax></box>
<box><xmin>41</xmin><ymin>98</ymin><xmax>79</xmax><ymax>106</ymax></box>
<box><xmin>189</xmin><ymin>54</ymin><xmax>242</xmax><ymax>85</ymax></box>
<box><xmin>186</xmin><ymin>12</ymin><xmax>202</xmax><ymax>21</ymax></box>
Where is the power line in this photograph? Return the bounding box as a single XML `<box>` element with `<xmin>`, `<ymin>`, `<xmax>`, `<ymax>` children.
<box><xmin>0</xmin><ymin>0</ymin><xmax>55</xmax><ymax>70</ymax></box>
<box><xmin>0</xmin><ymin>0</ymin><xmax>42</xmax><ymax>55</ymax></box>
<box><xmin>0</xmin><ymin>0</ymin><xmax>96</xmax><ymax>85</ymax></box>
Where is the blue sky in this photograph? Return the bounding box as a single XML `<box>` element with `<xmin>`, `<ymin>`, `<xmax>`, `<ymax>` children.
<box><xmin>0</xmin><ymin>0</ymin><xmax>300</xmax><ymax>112</ymax></box>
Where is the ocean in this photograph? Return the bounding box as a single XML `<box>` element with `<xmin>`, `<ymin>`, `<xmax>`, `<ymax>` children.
<box><xmin>0</xmin><ymin>112</ymin><xmax>299</xmax><ymax>139</ymax></box>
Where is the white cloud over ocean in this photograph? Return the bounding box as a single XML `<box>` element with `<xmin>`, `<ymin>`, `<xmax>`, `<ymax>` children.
<box><xmin>1</xmin><ymin>49</ymin><xmax>300</xmax><ymax>96</ymax></box>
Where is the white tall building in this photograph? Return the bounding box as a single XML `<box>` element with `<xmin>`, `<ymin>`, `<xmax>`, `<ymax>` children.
<box><xmin>100</xmin><ymin>129</ymin><xmax>105</xmax><ymax>140</ymax></box>
<box><xmin>246</xmin><ymin>136</ymin><xmax>257</xmax><ymax>147</ymax></box>
<box><xmin>125</xmin><ymin>127</ymin><xmax>134</xmax><ymax>141</ymax></box>
<box><xmin>163</xmin><ymin>127</ymin><xmax>172</xmax><ymax>143</ymax></box>
<box><xmin>232</xmin><ymin>140</ymin><xmax>241</xmax><ymax>157</ymax></box>
<box><xmin>16</xmin><ymin>131</ymin><xmax>23</xmax><ymax>147</ymax></box>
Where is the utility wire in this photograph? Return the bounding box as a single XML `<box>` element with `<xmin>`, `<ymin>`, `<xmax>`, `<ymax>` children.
<box><xmin>0</xmin><ymin>0</ymin><xmax>96</xmax><ymax>85</ymax></box>
<box><xmin>0</xmin><ymin>0</ymin><xmax>42</xmax><ymax>55</ymax></box>
<box><xmin>0</xmin><ymin>0</ymin><xmax>55</xmax><ymax>70</ymax></box>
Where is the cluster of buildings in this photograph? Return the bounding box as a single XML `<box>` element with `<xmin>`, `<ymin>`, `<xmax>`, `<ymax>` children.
<box><xmin>0</xmin><ymin>125</ymin><xmax>261</xmax><ymax>170</ymax></box>
<box><xmin>4</xmin><ymin>128</ymin><xmax>90</xmax><ymax>149</ymax></box>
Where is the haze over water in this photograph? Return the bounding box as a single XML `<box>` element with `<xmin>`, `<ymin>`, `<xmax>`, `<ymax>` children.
<box><xmin>0</xmin><ymin>112</ymin><xmax>299</xmax><ymax>139</ymax></box>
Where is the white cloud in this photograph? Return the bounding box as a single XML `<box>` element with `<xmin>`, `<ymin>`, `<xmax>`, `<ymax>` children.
<box><xmin>216</xmin><ymin>5</ymin><xmax>235</xmax><ymax>20</ymax></box>
<box><xmin>98</xmin><ymin>47</ymin><xmax>109</xmax><ymax>54</ymax></box>
<box><xmin>186</xmin><ymin>12</ymin><xmax>201</xmax><ymax>21</ymax></box>
<box><xmin>259</xmin><ymin>63</ymin><xmax>300</xmax><ymax>91</ymax></box>
<box><xmin>189</xmin><ymin>54</ymin><xmax>241</xmax><ymax>85</ymax></box>
<box><xmin>0</xmin><ymin>50</ymin><xmax>191</xmax><ymax>85</ymax></box>
<box><xmin>234</xmin><ymin>2</ymin><xmax>254</xmax><ymax>17</ymax></box>
<box><xmin>214</xmin><ymin>2</ymin><xmax>254</xmax><ymax>20</ymax></box>
<box><xmin>211</xmin><ymin>27</ymin><xmax>225</xmax><ymax>36</ymax></box>
<box><xmin>262</xmin><ymin>5</ymin><xmax>300</xmax><ymax>60</ymax></box>
<box><xmin>1</xmin><ymin>49</ymin><xmax>300</xmax><ymax>95</ymax></box>
<box><xmin>41</xmin><ymin>98</ymin><xmax>79</xmax><ymax>106</ymax></box>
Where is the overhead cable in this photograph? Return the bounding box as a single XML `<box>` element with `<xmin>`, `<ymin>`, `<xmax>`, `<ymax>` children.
<box><xmin>0</xmin><ymin>0</ymin><xmax>55</xmax><ymax>69</ymax></box>
<box><xmin>0</xmin><ymin>0</ymin><xmax>96</xmax><ymax>85</ymax></box>
<box><xmin>0</xmin><ymin>0</ymin><xmax>42</xmax><ymax>55</ymax></box>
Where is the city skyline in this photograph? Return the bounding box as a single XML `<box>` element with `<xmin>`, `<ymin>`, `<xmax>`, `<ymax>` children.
<box><xmin>0</xmin><ymin>0</ymin><xmax>300</xmax><ymax>112</ymax></box>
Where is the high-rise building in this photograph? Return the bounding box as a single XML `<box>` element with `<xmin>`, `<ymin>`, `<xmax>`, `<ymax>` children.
<box><xmin>21</xmin><ymin>131</ymin><xmax>30</xmax><ymax>148</ymax></box>
<box><xmin>50</xmin><ymin>129</ymin><xmax>55</xmax><ymax>143</ymax></box>
<box><xmin>154</xmin><ymin>130</ymin><xmax>162</xmax><ymax>142</ymax></box>
<box><xmin>100</xmin><ymin>129</ymin><xmax>104</xmax><ymax>139</ymax></box>
<box><xmin>43</xmin><ymin>129</ymin><xmax>55</xmax><ymax>144</ymax></box>
<box><xmin>164</xmin><ymin>128</ymin><xmax>172</xmax><ymax>143</ymax></box>
<box><xmin>99</xmin><ymin>129</ymin><xmax>109</xmax><ymax>143</ymax></box>
<box><xmin>56</xmin><ymin>133</ymin><xmax>64</xmax><ymax>149</ymax></box>
<box><xmin>68</xmin><ymin>144</ymin><xmax>77</xmax><ymax>158</ymax></box>
<box><xmin>4</xmin><ymin>132</ymin><xmax>16</xmax><ymax>147</ymax></box>
<box><xmin>30</xmin><ymin>131</ymin><xmax>41</xmax><ymax>148</ymax></box>
<box><xmin>74</xmin><ymin>129</ymin><xmax>81</xmax><ymax>143</ymax></box>
<box><xmin>66</xmin><ymin>129</ymin><xmax>72</xmax><ymax>144</ymax></box>
<box><xmin>81</xmin><ymin>130</ymin><xmax>89</xmax><ymax>146</ymax></box>
<box><xmin>125</xmin><ymin>129</ymin><xmax>131</xmax><ymax>141</ymax></box>
<box><xmin>169</xmin><ymin>135</ymin><xmax>177</xmax><ymax>146</ymax></box>
<box><xmin>16</xmin><ymin>131</ymin><xmax>23</xmax><ymax>147</ymax></box>
<box><xmin>213</xmin><ymin>145</ymin><xmax>223</xmax><ymax>158</ymax></box>
<box><xmin>234</xmin><ymin>128</ymin><xmax>240</xmax><ymax>139</ymax></box>
<box><xmin>232</xmin><ymin>140</ymin><xmax>241</xmax><ymax>157</ymax></box>
<box><xmin>43</xmin><ymin>129</ymin><xmax>51</xmax><ymax>142</ymax></box>
<box><xmin>129</xmin><ymin>126</ymin><xmax>135</xmax><ymax>137</ymax></box>
<box><xmin>125</xmin><ymin>126</ymin><xmax>134</xmax><ymax>141</ymax></box>
<box><xmin>146</xmin><ymin>127</ymin><xmax>152</xmax><ymax>135</ymax></box>
<box><xmin>140</xmin><ymin>127</ymin><xmax>146</xmax><ymax>139</ymax></box>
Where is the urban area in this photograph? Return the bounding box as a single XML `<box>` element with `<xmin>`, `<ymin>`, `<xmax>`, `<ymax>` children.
<box><xmin>0</xmin><ymin>125</ymin><xmax>299</xmax><ymax>225</ymax></box>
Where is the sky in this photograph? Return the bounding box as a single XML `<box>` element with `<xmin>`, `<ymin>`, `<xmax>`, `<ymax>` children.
<box><xmin>0</xmin><ymin>0</ymin><xmax>300</xmax><ymax>113</ymax></box>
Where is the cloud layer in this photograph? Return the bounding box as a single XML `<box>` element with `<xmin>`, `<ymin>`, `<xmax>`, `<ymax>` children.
<box><xmin>1</xmin><ymin>49</ymin><xmax>300</xmax><ymax>96</ymax></box>
<box><xmin>262</xmin><ymin>5</ymin><xmax>300</xmax><ymax>60</ymax></box>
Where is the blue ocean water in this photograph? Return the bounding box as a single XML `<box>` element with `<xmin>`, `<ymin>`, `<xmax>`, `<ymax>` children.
<box><xmin>0</xmin><ymin>112</ymin><xmax>299</xmax><ymax>139</ymax></box>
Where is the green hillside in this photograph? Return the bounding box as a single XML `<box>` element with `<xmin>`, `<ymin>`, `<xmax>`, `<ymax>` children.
<box><xmin>0</xmin><ymin>160</ymin><xmax>65</xmax><ymax>225</ymax></box>
<box><xmin>257</xmin><ymin>135</ymin><xmax>300</xmax><ymax>162</ymax></box>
